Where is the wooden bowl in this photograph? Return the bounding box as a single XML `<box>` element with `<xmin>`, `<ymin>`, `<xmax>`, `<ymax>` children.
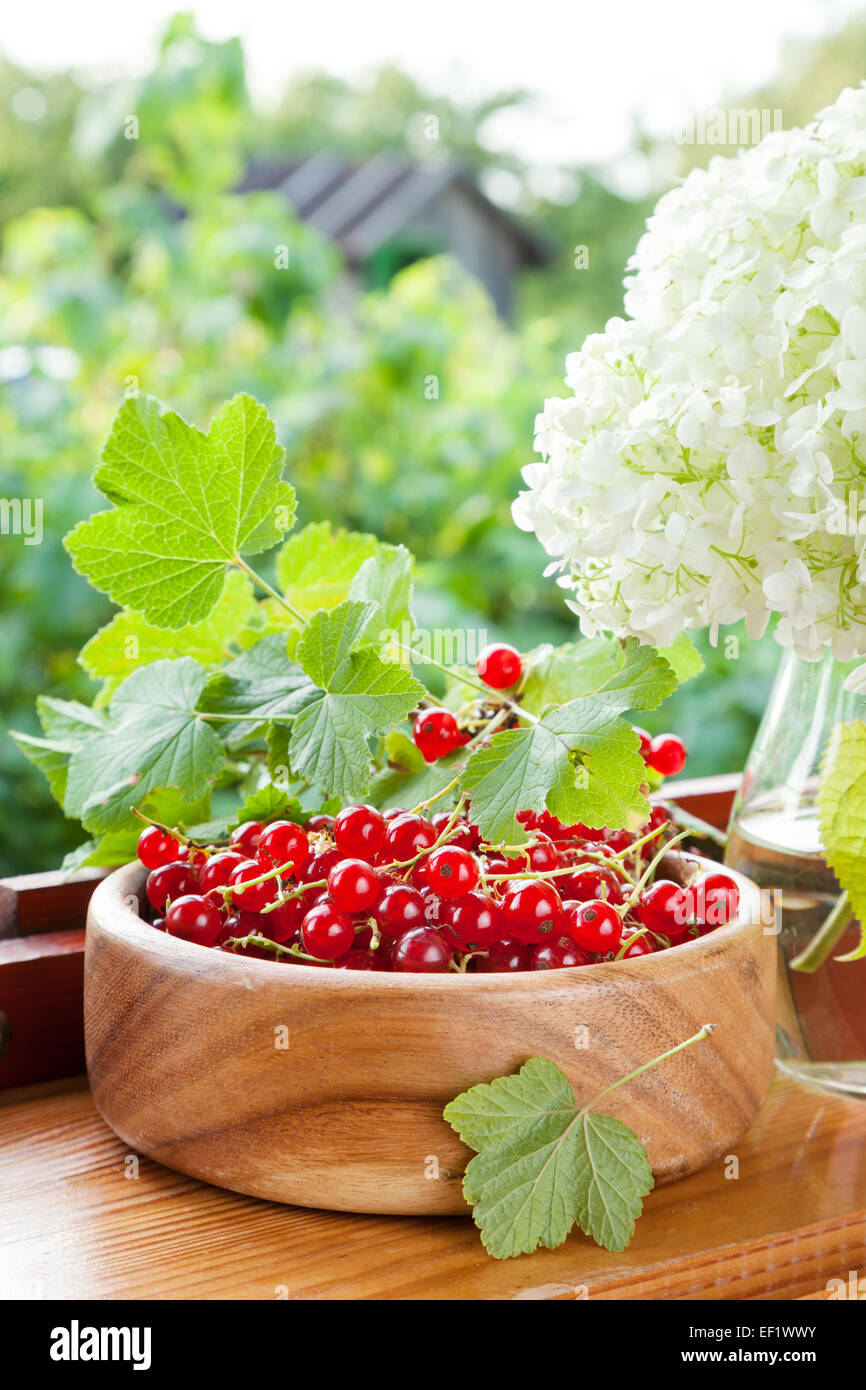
<box><xmin>85</xmin><ymin>857</ymin><xmax>775</xmax><ymax>1216</ymax></box>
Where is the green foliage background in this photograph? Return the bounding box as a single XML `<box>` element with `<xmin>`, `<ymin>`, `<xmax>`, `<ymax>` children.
<box><xmin>1</xmin><ymin>12</ymin><xmax>857</xmax><ymax>873</ymax></box>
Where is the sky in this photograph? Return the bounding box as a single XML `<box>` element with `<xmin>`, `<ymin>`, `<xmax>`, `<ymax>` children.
<box><xmin>2</xmin><ymin>0</ymin><xmax>863</xmax><ymax>168</ymax></box>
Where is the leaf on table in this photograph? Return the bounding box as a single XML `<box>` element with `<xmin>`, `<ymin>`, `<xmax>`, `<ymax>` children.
<box><xmin>818</xmin><ymin>718</ymin><xmax>866</xmax><ymax>961</ymax></box>
<box><xmin>63</xmin><ymin>658</ymin><xmax>224</xmax><ymax>835</ymax></box>
<box><xmin>444</xmin><ymin>1057</ymin><xmax>652</xmax><ymax>1259</ymax></box>
<box><xmin>65</xmin><ymin>393</ymin><xmax>295</xmax><ymax>629</ymax></box>
<box><xmin>79</xmin><ymin>571</ymin><xmax>256</xmax><ymax>705</ymax></box>
<box><xmin>289</xmin><ymin>601</ymin><xmax>426</xmax><ymax>801</ymax></box>
<box><xmin>460</xmin><ymin>699</ymin><xmax>648</xmax><ymax>844</ymax></box>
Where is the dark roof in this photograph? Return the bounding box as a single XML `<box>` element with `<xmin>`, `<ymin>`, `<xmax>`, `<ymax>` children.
<box><xmin>239</xmin><ymin>154</ymin><xmax>551</xmax><ymax>266</ymax></box>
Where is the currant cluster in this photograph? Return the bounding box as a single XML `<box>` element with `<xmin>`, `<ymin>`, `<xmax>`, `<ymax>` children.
<box><xmin>409</xmin><ymin>640</ymin><xmax>688</xmax><ymax>778</ymax></box>
<box><xmin>135</xmin><ymin>784</ymin><xmax>738</xmax><ymax>974</ymax></box>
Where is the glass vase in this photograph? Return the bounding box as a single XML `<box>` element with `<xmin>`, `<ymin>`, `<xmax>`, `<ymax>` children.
<box><xmin>726</xmin><ymin>648</ymin><xmax>866</xmax><ymax>1100</ymax></box>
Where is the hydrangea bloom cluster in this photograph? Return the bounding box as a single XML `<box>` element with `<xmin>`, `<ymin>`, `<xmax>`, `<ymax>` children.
<box><xmin>514</xmin><ymin>86</ymin><xmax>866</xmax><ymax>661</ymax></box>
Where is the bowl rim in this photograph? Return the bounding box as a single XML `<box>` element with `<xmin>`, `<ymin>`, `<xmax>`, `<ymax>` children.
<box><xmin>87</xmin><ymin>854</ymin><xmax>767</xmax><ymax>994</ymax></box>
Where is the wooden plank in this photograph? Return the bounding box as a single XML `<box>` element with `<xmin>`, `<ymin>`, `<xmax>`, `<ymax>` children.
<box><xmin>659</xmin><ymin>772</ymin><xmax>741</xmax><ymax>831</ymax></box>
<box><xmin>0</xmin><ymin>869</ymin><xmax>106</xmax><ymax>940</ymax></box>
<box><xmin>0</xmin><ymin>1074</ymin><xmax>862</xmax><ymax>1300</ymax></box>
<box><xmin>0</xmin><ymin>931</ymin><xmax>86</xmax><ymax>1089</ymax></box>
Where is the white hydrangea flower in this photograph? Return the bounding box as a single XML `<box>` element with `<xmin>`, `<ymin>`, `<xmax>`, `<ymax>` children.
<box><xmin>514</xmin><ymin>86</ymin><xmax>866</xmax><ymax>661</ymax></box>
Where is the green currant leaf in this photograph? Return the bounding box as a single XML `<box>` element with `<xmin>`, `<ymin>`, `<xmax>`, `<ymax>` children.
<box><xmin>230</xmin><ymin>784</ymin><xmax>308</xmax><ymax>828</ymax></box>
<box><xmin>289</xmin><ymin>601</ymin><xmax>426</xmax><ymax>801</ymax></box>
<box><xmin>201</xmin><ymin>634</ymin><xmax>320</xmax><ymax>745</ymax></box>
<box><xmin>348</xmin><ymin>545</ymin><xmax>414</xmax><ymax>646</ymax></box>
<box><xmin>61</xmin><ymin>785</ymin><xmax>214</xmax><ymax>873</ymax></box>
<box><xmin>79</xmin><ymin>571</ymin><xmax>257</xmax><ymax>706</ymax></box>
<box><xmin>657</xmin><ymin>631</ymin><xmax>704</xmax><ymax>683</ymax></box>
<box><xmin>274</xmin><ymin>521</ymin><xmax>381</xmax><ymax>617</ymax></box>
<box><xmin>570</xmin><ymin>1112</ymin><xmax>654</xmax><ymax>1254</ymax></box>
<box><xmin>64</xmin><ymin>658</ymin><xmax>224</xmax><ymax>835</ymax></box>
<box><xmin>11</xmin><ymin>697</ymin><xmax>110</xmax><ymax>806</ymax></box>
<box><xmin>521</xmin><ymin>637</ymin><xmax>677</xmax><ymax>718</ymax></box>
<box><xmin>445</xmin><ymin>1057</ymin><xmax>653</xmax><ymax>1259</ymax></box>
<box><xmin>65</xmin><ymin>393</ymin><xmax>295</xmax><ymax>629</ymax></box>
<box><xmin>460</xmin><ymin>700</ymin><xmax>648</xmax><ymax>844</ymax></box>
<box><xmin>369</xmin><ymin>730</ymin><xmax>464</xmax><ymax>811</ymax></box>
<box><xmin>818</xmin><ymin>718</ymin><xmax>866</xmax><ymax>961</ymax></box>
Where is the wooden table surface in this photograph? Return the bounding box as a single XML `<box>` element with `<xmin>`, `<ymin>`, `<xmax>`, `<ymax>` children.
<box><xmin>2</xmin><ymin>1073</ymin><xmax>864</xmax><ymax>1301</ymax></box>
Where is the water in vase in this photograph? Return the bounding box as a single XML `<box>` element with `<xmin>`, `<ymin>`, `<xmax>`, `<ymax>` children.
<box><xmin>727</xmin><ymin>806</ymin><xmax>866</xmax><ymax>1100</ymax></box>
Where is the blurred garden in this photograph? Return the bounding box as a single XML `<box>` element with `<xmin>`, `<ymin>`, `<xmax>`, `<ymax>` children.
<box><xmin>1</xmin><ymin>10</ymin><xmax>864</xmax><ymax>874</ymax></box>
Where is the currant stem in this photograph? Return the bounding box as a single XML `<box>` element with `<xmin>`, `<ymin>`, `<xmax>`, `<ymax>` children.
<box><xmin>131</xmin><ymin>806</ymin><xmax>192</xmax><ymax>847</ymax></box>
<box><xmin>392</xmin><ymin>642</ymin><xmax>537</xmax><ymax>725</ymax></box>
<box><xmin>410</xmin><ymin>773</ymin><xmax>463</xmax><ymax>815</ymax></box>
<box><xmin>582</xmin><ymin>1024</ymin><xmax>716</xmax><ymax>1111</ymax></box>
<box><xmin>790</xmin><ymin>889</ymin><xmax>855</xmax><ymax>972</ymax></box>
<box><xmin>621</xmin><ymin>828</ymin><xmax>690</xmax><ymax>914</ymax></box>
<box><xmin>232</xmin><ymin>554</ymin><xmax>307</xmax><ymax>625</ymax></box>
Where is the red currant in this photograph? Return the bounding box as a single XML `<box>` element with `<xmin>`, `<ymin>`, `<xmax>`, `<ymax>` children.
<box><xmin>620</xmin><ymin>929</ymin><xmax>654</xmax><ymax>959</ymax></box>
<box><xmin>443</xmin><ymin>892</ymin><xmax>502</xmax><ymax>951</ymax></box>
<box><xmin>431</xmin><ymin>812</ymin><xmax>479</xmax><ymax>851</ymax></box>
<box><xmin>531</xmin><ymin>938</ymin><xmax>592</xmax><ymax>970</ymax></box>
<box><xmin>476</xmin><ymin>643</ymin><xmax>522</xmax><ymax>690</ymax></box>
<box><xmin>374</xmin><ymin>883</ymin><xmax>426</xmax><ymax>938</ymax></box>
<box><xmin>646</xmin><ymin>802</ymin><xmax>673</xmax><ymax>834</ymax></box>
<box><xmin>560</xmin><ymin>865</ymin><xmax>624</xmax><ymax>905</ymax></box>
<box><xmin>199</xmin><ymin>850</ymin><xmax>247</xmax><ymax>902</ymax></box>
<box><xmin>334</xmin><ymin>804</ymin><xmax>386</xmax><ymax>859</ymax></box>
<box><xmin>632</xmin><ymin>726</ymin><xmax>653</xmax><ymax>760</ymax></box>
<box><xmin>647</xmin><ymin>733</ymin><xmax>687</xmax><ymax>777</ymax></box>
<box><xmin>218</xmin><ymin>908</ymin><xmax>265</xmax><ymax>945</ymax></box>
<box><xmin>474</xmin><ymin>938</ymin><xmax>531</xmax><ymax>972</ymax></box>
<box><xmin>257</xmin><ymin>820</ymin><xmax>310</xmax><ymax>875</ymax></box>
<box><xmin>636</xmin><ymin>879</ymin><xmax>691</xmax><ymax>937</ymax></box>
<box><xmin>566</xmin><ymin>898</ymin><xmax>623</xmax><ymax>953</ymax></box>
<box><xmin>146</xmin><ymin>861</ymin><xmax>198</xmax><ymax>912</ymax></box>
<box><xmin>424</xmin><ymin>845</ymin><xmax>478</xmax><ymax>898</ymax></box>
<box><xmin>501</xmin><ymin>879</ymin><xmax>564</xmax><ymax>944</ymax></box>
<box><xmin>227</xmin><ymin>859</ymin><xmax>277</xmax><ymax>912</ymax></box>
<box><xmin>686</xmin><ymin>871</ymin><xmax>739</xmax><ymax>926</ymax></box>
<box><xmin>306</xmin><ymin>813</ymin><xmax>335</xmax><ymax>833</ymax></box>
<box><xmin>301</xmin><ymin>902</ymin><xmax>356</xmax><ymax>960</ymax></box>
<box><xmin>263</xmin><ymin>895</ymin><xmax>305</xmax><ymax>944</ymax></box>
<box><xmin>298</xmin><ymin>848</ymin><xmax>342</xmax><ymax>884</ymax></box>
<box><xmin>152</xmin><ymin>916</ymin><xmax>166</xmax><ymax>932</ymax></box>
<box><xmin>392</xmin><ymin>926</ymin><xmax>452</xmax><ymax>973</ymax></box>
<box><xmin>165</xmin><ymin>894</ymin><xmax>223</xmax><ymax>947</ymax></box>
<box><xmin>230</xmin><ymin>821</ymin><xmax>264</xmax><ymax>856</ymax></box>
<box><xmin>335</xmin><ymin>949</ymin><xmax>379</xmax><ymax>971</ymax></box>
<box><xmin>413</xmin><ymin>709</ymin><xmax>461</xmax><ymax>762</ymax></box>
<box><xmin>604</xmin><ymin>829</ymin><xmax>635</xmax><ymax>853</ymax></box>
<box><xmin>327</xmin><ymin>858</ymin><xmax>382</xmax><ymax>913</ymax></box>
<box><xmin>137</xmin><ymin>825</ymin><xmax>181</xmax><ymax>870</ymax></box>
<box><xmin>382</xmin><ymin>813</ymin><xmax>437</xmax><ymax>862</ymax></box>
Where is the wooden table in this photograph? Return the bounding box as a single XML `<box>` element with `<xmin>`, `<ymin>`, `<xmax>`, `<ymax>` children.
<box><xmin>1</xmin><ymin>1072</ymin><xmax>864</xmax><ymax>1300</ymax></box>
<box><xmin>2</xmin><ymin>775</ymin><xmax>864</xmax><ymax>1301</ymax></box>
